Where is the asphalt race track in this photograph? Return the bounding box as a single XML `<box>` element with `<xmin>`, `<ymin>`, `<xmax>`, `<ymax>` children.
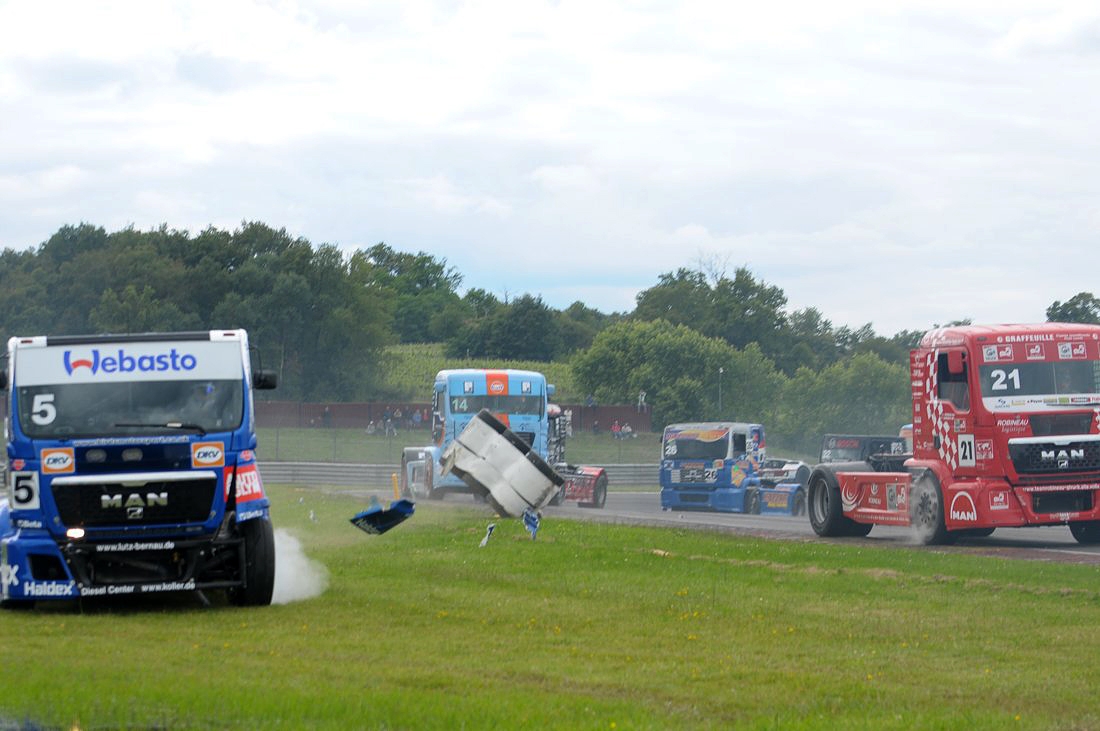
<box><xmin>372</xmin><ymin>488</ymin><xmax>1100</xmax><ymax>566</ymax></box>
<box><xmin>555</xmin><ymin>491</ymin><xmax>1100</xmax><ymax>565</ymax></box>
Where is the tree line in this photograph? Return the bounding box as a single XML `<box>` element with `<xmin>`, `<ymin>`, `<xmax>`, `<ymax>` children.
<box><xmin>2</xmin><ymin>222</ymin><xmax>1093</xmax><ymax>455</ymax></box>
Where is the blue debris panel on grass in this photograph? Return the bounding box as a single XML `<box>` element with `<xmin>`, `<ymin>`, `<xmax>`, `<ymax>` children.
<box><xmin>350</xmin><ymin>498</ymin><xmax>416</xmax><ymax>535</ymax></box>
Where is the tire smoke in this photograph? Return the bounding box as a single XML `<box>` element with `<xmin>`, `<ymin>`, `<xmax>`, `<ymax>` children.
<box><xmin>271</xmin><ymin>528</ymin><xmax>328</xmax><ymax>604</ymax></box>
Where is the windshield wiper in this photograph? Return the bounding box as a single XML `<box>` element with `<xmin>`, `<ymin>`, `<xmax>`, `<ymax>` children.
<box><xmin>113</xmin><ymin>422</ymin><xmax>207</xmax><ymax>435</ymax></box>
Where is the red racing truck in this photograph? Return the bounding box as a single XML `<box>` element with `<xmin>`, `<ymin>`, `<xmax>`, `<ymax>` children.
<box><xmin>808</xmin><ymin>323</ymin><xmax>1100</xmax><ymax>544</ymax></box>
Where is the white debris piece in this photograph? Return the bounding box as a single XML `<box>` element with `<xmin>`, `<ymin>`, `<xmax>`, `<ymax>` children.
<box><xmin>440</xmin><ymin>409</ymin><xmax>564</xmax><ymax>518</ymax></box>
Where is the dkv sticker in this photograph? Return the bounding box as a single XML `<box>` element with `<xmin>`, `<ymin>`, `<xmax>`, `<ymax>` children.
<box><xmin>191</xmin><ymin>442</ymin><xmax>225</xmax><ymax>468</ymax></box>
<box><xmin>41</xmin><ymin>447</ymin><xmax>75</xmax><ymax>474</ymax></box>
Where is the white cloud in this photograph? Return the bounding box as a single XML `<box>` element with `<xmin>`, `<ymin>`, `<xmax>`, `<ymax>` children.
<box><xmin>2</xmin><ymin>0</ymin><xmax>1100</xmax><ymax>335</ymax></box>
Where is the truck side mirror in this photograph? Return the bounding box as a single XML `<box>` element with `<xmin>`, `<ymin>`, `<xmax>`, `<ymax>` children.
<box><xmin>253</xmin><ymin>369</ymin><xmax>278</xmax><ymax>390</ymax></box>
<box><xmin>947</xmin><ymin>350</ymin><xmax>965</xmax><ymax>375</ymax></box>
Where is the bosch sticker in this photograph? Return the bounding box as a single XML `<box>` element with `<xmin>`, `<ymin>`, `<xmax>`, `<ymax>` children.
<box><xmin>41</xmin><ymin>447</ymin><xmax>75</xmax><ymax>474</ymax></box>
<box><xmin>191</xmin><ymin>442</ymin><xmax>225</xmax><ymax>468</ymax></box>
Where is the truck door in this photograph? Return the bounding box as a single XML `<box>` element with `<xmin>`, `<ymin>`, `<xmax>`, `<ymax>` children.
<box><xmin>936</xmin><ymin>348</ymin><xmax>977</xmax><ymax>472</ymax></box>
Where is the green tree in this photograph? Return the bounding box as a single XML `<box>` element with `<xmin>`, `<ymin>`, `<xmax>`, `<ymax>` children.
<box><xmin>91</xmin><ymin>284</ymin><xmax>202</xmax><ymax>332</ymax></box>
<box><xmin>773</xmin><ymin>352</ymin><xmax>910</xmax><ymax>456</ymax></box>
<box><xmin>632</xmin><ymin>268</ymin><xmax>713</xmax><ymax>329</ymax></box>
<box><xmin>1047</xmin><ymin>292</ymin><xmax>1100</xmax><ymax>324</ymax></box>
<box><xmin>633</xmin><ymin>266</ymin><xmax>791</xmax><ymax>370</ymax></box>
<box><xmin>572</xmin><ymin>320</ymin><xmax>785</xmax><ymax>427</ymax></box>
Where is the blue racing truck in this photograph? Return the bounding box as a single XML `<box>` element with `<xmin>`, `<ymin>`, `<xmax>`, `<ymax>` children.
<box><xmin>1</xmin><ymin>330</ymin><xmax>278</xmax><ymax>608</ymax></box>
<box><xmin>659</xmin><ymin>421</ymin><xmax>806</xmax><ymax>515</ymax></box>
<box><xmin>401</xmin><ymin>369</ymin><xmax>607</xmax><ymax>508</ymax></box>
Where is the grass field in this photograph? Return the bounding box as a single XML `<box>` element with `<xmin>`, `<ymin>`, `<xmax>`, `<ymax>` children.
<box><xmin>258</xmin><ymin>426</ymin><xmax>662</xmax><ymax>466</ymax></box>
<box><xmin>3</xmin><ymin>484</ymin><xmax>1100</xmax><ymax>729</ymax></box>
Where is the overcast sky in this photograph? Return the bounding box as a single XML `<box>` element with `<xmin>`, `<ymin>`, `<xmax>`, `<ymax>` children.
<box><xmin>2</xmin><ymin>1</ymin><xmax>1098</xmax><ymax>336</ymax></box>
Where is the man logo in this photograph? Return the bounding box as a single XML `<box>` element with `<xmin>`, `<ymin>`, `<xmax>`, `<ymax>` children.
<box><xmin>101</xmin><ymin>492</ymin><xmax>168</xmax><ymax>520</ymax></box>
<box><xmin>1041</xmin><ymin>448</ymin><xmax>1084</xmax><ymax>470</ymax></box>
<box><xmin>949</xmin><ymin>492</ymin><xmax>978</xmax><ymax>522</ymax></box>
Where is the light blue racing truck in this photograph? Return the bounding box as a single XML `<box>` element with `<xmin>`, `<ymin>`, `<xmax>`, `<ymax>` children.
<box><xmin>401</xmin><ymin>369</ymin><xmax>607</xmax><ymax>508</ymax></box>
<box><xmin>1</xmin><ymin>330</ymin><xmax>278</xmax><ymax>608</ymax></box>
<box><xmin>659</xmin><ymin>422</ymin><xmax>806</xmax><ymax>515</ymax></box>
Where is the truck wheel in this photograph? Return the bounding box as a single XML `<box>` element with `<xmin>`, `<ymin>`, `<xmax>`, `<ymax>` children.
<box><xmin>400</xmin><ymin>454</ymin><xmax>413</xmax><ymax>499</ymax></box>
<box><xmin>744</xmin><ymin>488</ymin><xmax>760</xmax><ymax>515</ymax></box>
<box><xmin>1069</xmin><ymin>521</ymin><xmax>1100</xmax><ymax>544</ymax></box>
<box><xmin>231</xmin><ymin>518</ymin><xmax>276</xmax><ymax>606</ymax></box>
<box><xmin>795</xmin><ymin>465</ymin><xmax>811</xmax><ymax>487</ymax></box>
<box><xmin>0</xmin><ymin>599</ymin><xmax>35</xmax><ymax>611</ymax></box>
<box><xmin>790</xmin><ymin>489</ymin><xmax>806</xmax><ymax>517</ymax></box>
<box><xmin>910</xmin><ymin>474</ymin><xmax>951</xmax><ymax>546</ymax></box>
<box><xmin>808</xmin><ymin>470</ymin><xmax>845</xmax><ymax>536</ymax></box>
<box><xmin>582</xmin><ymin>474</ymin><xmax>607</xmax><ymax>509</ymax></box>
<box><xmin>423</xmin><ymin>454</ymin><xmax>441</xmax><ymax>500</ymax></box>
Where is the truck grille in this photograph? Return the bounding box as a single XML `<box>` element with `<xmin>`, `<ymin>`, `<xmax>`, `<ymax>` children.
<box><xmin>52</xmin><ymin>476</ymin><xmax>217</xmax><ymax>527</ymax></box>
<box><xmin>1032</xmin><ymin>491</ymin><xmax>1093</xmax><ymax>514</ymax></box>
<box><xmin>1009</xmin><ymin>440</ymin><xmax>1100</xmax><ymax>475</ymax></box>
<box><xmin>1029</xmin><ymin>413</ymin><xmax>1094</xmax><ymax>437</ymax></box>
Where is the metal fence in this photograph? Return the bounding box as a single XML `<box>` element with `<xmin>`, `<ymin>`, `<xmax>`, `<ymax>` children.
<box><xmin>258</xmin><ymin>462</ymin><xmax>659</xmax><ymax>489</ymax></box>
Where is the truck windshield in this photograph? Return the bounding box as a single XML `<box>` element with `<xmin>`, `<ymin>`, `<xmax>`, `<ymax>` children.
<box><xmin>17</xmin><ymin>380</ymin><xmax>244</xmax><ymax>439</ymax></box>
<box><xmin>449</xmin><ymin>395</ymin><xmax>543</xmax><ymax>416</ymax></box>
<box><xmin>978</xmin><ymin>360</ymin><xmax>1100</xmax><ymax>410</ymax></box>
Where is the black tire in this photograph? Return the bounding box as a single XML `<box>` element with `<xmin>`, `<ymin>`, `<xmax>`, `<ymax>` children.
<box><xmin>744</xmin><ymin>488</ymin><xmax>761</xmax><ymax>515</ymax></box>
<box><xmin>231</xmin><ymin>517</ymin><xmax>276</xmax><ymax>607</ymax></box>
<box><xmin>794</xmin><ymin>465</ymin><xmax>811</xmax><ymax>487</ymax></box>
<box><xmin>581</xmin><ymin>474</ymin><xmax>608</xmax><ymax>509</ymax></box>
<box><xmin>807</xmin><ymin>469</ymin><xmax>846</xmax><ymax>536</ymax></box>
<box><xmin>422</xmin><ymin>454</ymin><xmax>441</xmax><ymax>500</ymax></box>
<box><xmin>910</xmin><ymin>474</ymin><xmax>952</xmax><ymax>545</ymax></box>
<box><xmin>0</xmin><ymin>599</ymin><xmax>35</xmax><ymax>611</ymax></box>
<box><xmin>1069</xmin><ymin>521</ymin><xmax>1100</xmax><ymax>544</ymax></box>
<box><xmin>790</xmin><ymin>489</ymin><xmax>806</xmax><ymax>517</ymax></box>
<box><xmin>399</xmin><ymin>454</ymin><xmax>413</xmax><ymax>499</ymax></box>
